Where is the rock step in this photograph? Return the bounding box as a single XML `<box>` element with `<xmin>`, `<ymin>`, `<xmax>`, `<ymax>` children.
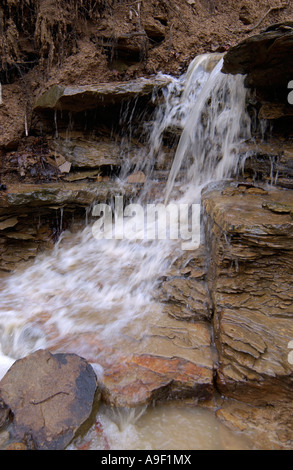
<box><xmin>203</xmin><ymin>185</ymin><xmax>293</xmax><ymax>404</ymax></box>
<box><xmin>48</xmin><ymin>310</ymin><xmax>215</xmax><ymax>408</ymax></box>
<box><xmin>33</xmin><ymin>77</ymin><xmax>171</xmax><ymax>113</ymax></box>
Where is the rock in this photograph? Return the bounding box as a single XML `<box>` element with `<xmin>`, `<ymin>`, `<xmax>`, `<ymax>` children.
<box><xmin>239</xmin><ymin>6</ymin><xmax>252</xmax><ymax>26</ymax></box>
<box><xmin>0</xmin><ymin>217</ymin><xmax>18</xmax><ymax>231</ymax></box>
<box><xmin>5</xmin><ymin>232</ymin><xmax>35</xmax><ymax>240</ymax></box>
<box><xmin>258</xmin><ymin>103</ymin><xmax>293</xmax><ymax>120</ymax></box>
<box><xmin>0</xmin><ymin>181</ymin><xmax>140</xmax><ymax>216</ymax></box>
<box><xmin>48</xmin><ymin>137</ymin><xmax>124</xmax><ymax>169</ymax></box>
<box><xmin>240</xmin><ymin>139</ymin><xmax>293</xmax><ymax>189</ymax></box>
<box><xmin>49</xmin><ymin>311</ymin><xmax>214</xmax><ymax>408</ymax></box>
<box><xmin>143</xmin><ymin>19</ymin><xmax>165</xmax><ymax>42</ymax></box>
<box><xmin>0</xmin><ymin>398</ymin><xmax>10</xmax><ymax>429</ymax></box>
<box><xmin>0</xmin><ymin>349</ymin><xmax>98</xmax><ymax>450</ymax></box>
<box><xmin>127</xmin><ymin>171</ymin><xmax>146</xmax><ymax>183</ymax></box>
<box><xmin>203</xmin><ymin>187</ymin><xmax>293</xmax><ymax>404</ymax></box>
<box><xmin>33</xmin><ymin>77</ymin><xmax>171</xmax><ymax>113</ymax></box>
<box><xmin>222</xmin><ymin>23</ymin><xmax>293</xmax><ymax>97</ymax></box>
<box><xmin>0</xmin><ymin>431</ymin><xmax>10</xmax><ymax>449</ymax></box>
<box><xmin>160</xmin><ymin>278</ymin><xmax>211</xmax><ymax>321</ymax></box>
<box><xmin>6</xmin><ymin>442</ymin><xmax>27</xmax><ymax>450</ymax></box>
<box><xmin>63</xmin><ymin>170</ymin><xmax>102</xmax><ymax>182</ymax></box>
<box><xmin>216</xmin><ymin>399</ymin><xmax>293</xmax><ymax>450</ymax></box>
<box><xmin>246</xmin><ymin>187</ymin><xmax>268</xmax><ymax>195</ymax></box>
<box><xmin>262</xmin><ymin>201</ymin><xmax>293</xmax><ymax>214</ymax></box>
<box><xmin>157</xmin><ymin>246</ymin><xmax>212</xmax><ymax>321</ymax></box>
<box><xmin>58</xmin><ymin>161</ymin><xmax>72</xmax><ymax>174</ymax></box>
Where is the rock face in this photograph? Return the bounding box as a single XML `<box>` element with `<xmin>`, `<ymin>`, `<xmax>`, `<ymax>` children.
<box><xmin>0</xmin><ymin>350</ymin><xmax>98</xmax><ymax>450</ymax></box>
<box><xmin>203</xmin><ymin>186</ymin><xmax>293</xmax><ymax>404</ymax></box>
<box><xmin>222</xmin><ymin>22</ymin><xmax>293</xmax><ymax>99</ymax></box>
<box><xmin>240</xmin><ymin>139</ymin><xmax>293</xmax><ymax>190</ymax></box>
<box><xmin>157</xmin><ymin>247</ymin><xmax>212</xmax><ymax>322</ymax></box>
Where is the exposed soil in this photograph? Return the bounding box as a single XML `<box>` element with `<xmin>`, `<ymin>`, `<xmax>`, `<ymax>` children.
<box><xmin>1</xmin><ymin>0</ymin><xmax>293</xmax><ymax>151</ymax></box>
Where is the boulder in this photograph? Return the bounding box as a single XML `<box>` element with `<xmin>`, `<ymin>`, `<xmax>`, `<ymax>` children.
<box><xmin>222</xmin><ymin>23</ymin><xmax>293</xmax><ymax>98</ymax></box>
<box><xmin>0</xmin><ymin>350</ymin><xmax>98</xmax><ymax>450</ymax></box>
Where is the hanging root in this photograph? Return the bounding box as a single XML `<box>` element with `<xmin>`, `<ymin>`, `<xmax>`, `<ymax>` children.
<box><xmin>247</xmin><ymin>0</ymin><xmax>291</xmax><ymax>32</ymax></box>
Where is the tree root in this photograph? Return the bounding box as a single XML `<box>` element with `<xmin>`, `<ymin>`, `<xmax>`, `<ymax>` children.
<box><xmin>230</xmin><ymin>1</ymin><xmax>291</xmax><ymax>34</ymax></box>
<box><xmin>247</xmin><ymin>0</ymin><xmax>291</xmax><ymax>32</ymax></box>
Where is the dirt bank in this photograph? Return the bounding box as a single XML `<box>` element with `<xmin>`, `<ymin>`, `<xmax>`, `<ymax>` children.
<box><xmin>1</xmin><ymin>0</ymin><xmax>293</xmax><ymax>149</ymax></box>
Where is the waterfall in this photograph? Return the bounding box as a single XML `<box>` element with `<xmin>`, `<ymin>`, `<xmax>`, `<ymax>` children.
<box><xmin>0</xmin><ymin>53</ymin><xmax>251</xmax><ymax>384</ymax></box>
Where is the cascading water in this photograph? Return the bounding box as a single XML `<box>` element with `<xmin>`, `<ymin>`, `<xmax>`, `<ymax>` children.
<box><xmin>0</xmin><ymin>54</ymin><xmax>253</xmax><ymax>450</ymax></box>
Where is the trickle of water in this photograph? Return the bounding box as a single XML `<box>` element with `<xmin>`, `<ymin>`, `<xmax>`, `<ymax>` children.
<box><xmin>0</xmin><ymin>53</ymin><xmax>253</xmax><ymax>450</ymax></box>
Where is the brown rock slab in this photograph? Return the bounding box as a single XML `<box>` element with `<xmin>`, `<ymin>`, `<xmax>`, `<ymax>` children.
<box><xmin>49</xmin><ymin>312</ymin><xmax>214</xmax><ymax>408</ymax></box>
<box><xmin>203</xmin><ymin>187</ymin><xmax>293</xmax><ymax>404</ymax></box>
<box><xmin>0</xmin><ymin>349</ymin><xmax>98</xmax><ymax>450</ymax></box>
<box><xmin>33</xmin><ymin>77</ymin><xmax>171</xmax><ymax>113</ymax></box>
<box><xmin>0</xmin><ymin>217</ymin><xmax>18</xmax><ymax>231</ymax></box>
<box><xmin>222</xmin><ymin>23</ymin><xmax>293</xmax><ymax>93</ymax></box>
<box><xmin>0</xmin><ymin>181</ymin><xmax>139</xmax><ymax>216</ymax></box>
<box><xmin>48</xmin><ymin>137</ymin><xmax>124</xmax><ymax>169</ymax></box>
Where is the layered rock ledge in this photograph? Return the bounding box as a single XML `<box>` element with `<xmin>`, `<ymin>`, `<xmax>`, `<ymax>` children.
<box><xmin>203</xmin><ymin>185</ymin><xmax>293</xmax><ymax>404</ymax></box>
<box><xmin>33</xmin><ymin>77</ymin><xmax>171</xmax><ymax>113</ymax></box>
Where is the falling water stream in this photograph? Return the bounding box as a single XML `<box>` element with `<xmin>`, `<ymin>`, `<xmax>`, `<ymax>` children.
<box><xmin>0</xmin><ymin>54</ymin><xmax>254</xmax><ymax>450</ymax></box>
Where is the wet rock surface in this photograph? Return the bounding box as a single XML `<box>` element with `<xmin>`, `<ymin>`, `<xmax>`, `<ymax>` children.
<box><xmin>0</xmin><ymin>181</ymin><xmax>139</xmax><ymax>215</ymax></box>
<box><xmin>203</xmin><ymin>186</ymin><xmax>293</xmax><ymax>404</ymax></box>
<box><xmin>216</xmin><ymin>398</ymin><xmax>293</xmax><ymax>450</ymax></box>
<box><xmin>222</xmin><ymin>22</ymin><xmax>293</xmax><ymax>98</ymax></box>
<box><xmin>157</xmin><ymin>247</ymin><xmax>212</xmax><ymax>322</ymax></box>
<box><xmin>33</xmin><ymin>77</ymin><xmax>171</xmax><ymax>113</ymax></box>
<box><xmin>47</xmin><ymin>305</ymin><xmax>214</xmax><ymax>408</ymax></box>
<box><xmin>240</xmin><ymin>139</ymin><xmax>293</xmax><ymax>189</ymax></box>
<box><xmin>0</xmin><ymin>350</ymin><xmax>98</xmax><ymax>450</ymax></box>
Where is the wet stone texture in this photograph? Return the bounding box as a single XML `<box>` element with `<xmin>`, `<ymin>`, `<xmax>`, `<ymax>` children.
<box><xmin>216</xmin><ymin>398</ymin><xmax>293</xmax><ymax>450</ymax></box>
<box><xmin>203</xmin><ymin>186</ymin><xmax>293</xmax><ymax>405</ymax></box>
<box><xmin>48</xmin><ymin>309</ymin><xmax>215</xmax><ymax>408</ymax></box>
<box><xmin>0</xmin><ymin>350</ymin><xmax>98</xmax><ymax>450</ymax></box>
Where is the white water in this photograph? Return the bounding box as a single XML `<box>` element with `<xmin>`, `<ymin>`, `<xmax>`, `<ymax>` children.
<box><xmin>0</xmin><ymin>54</ymin><xmax>252</xmax><ymax>449</ymax></box>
